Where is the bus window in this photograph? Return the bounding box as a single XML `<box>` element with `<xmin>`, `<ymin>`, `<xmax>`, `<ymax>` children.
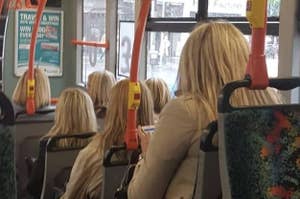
<box><xmin>208</xmin><ymin>0</ymin><xmax>280</xmax><ymax>17</ymax></box>
<box><xmin>150</xmin><ymin>0</ymin><xmax>198</xmax><ymax>18</ymax></box>
<box><xmin>82</xmin><ymin>0</ymin><xmax>106</xmax><ymax>83</ymax></box>
<box><xmin>146</xmin><ymin>32</ymin><xmax>279</xmax><ymax>94</ymax></box>
<box><xmin>146</xmin><ymin>32</ymin><xmax>189</xmax><ymax>92</ymax></box>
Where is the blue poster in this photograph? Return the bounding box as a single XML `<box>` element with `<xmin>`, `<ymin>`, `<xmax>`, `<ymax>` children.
<box><xmin>15</xmin><ymin>9</ymin><xmax>63</xmax><ymax>76</ymax></box>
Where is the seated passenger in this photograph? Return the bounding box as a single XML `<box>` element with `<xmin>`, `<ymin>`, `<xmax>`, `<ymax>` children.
<box><xmin>27</xmin><ymin>87</ymin><xmax>98</xmax><ymax>198</ymax></box>
<box><xmin>60</xmin><ymin>79</ymin><xmax>154</xmax><ymax>199</ymax></box>
<box><xmin>128</xmin><ymin>21</ymin><xmax>282</xmax><ymax>198</ymax></box>
<box><xmin>87</xmin><ymin>70</ymin><xmax>116</xmax><ymax>130</ymax></box>
<box><xmin>12</xmin><ymin>68</ymin><xmax>51</xmax><ymax>116</ymax></box>
<box><xmin>145</xmin><ymin>77</ymin><xmax>171</xmax><ymax>122</ymax></box>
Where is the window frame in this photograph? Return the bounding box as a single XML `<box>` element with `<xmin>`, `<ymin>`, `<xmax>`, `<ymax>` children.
<box><xmin>146</xmin><ymin>0</ymin><xmax>280</xmax><ymax>35</ymax></box>
<box><xmin>144</xmin><ymin>0</ymin><xmax>280</xmax><ymax>86</ymax></box>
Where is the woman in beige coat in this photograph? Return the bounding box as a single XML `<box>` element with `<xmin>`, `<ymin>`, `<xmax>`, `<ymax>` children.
<box><xmin>128</xmin><ymin>22</ymin><xmax>282</xmax><ymax>198</ymax></box>
<box><xmin>60</xmin><ymin>79</ymin><xmax>154</xmax><ymax>199</ymax></box>
<box><xmin>27</xmin><ymin>87</ymin><xmax>98</xmax><ymax>198</ymax></box>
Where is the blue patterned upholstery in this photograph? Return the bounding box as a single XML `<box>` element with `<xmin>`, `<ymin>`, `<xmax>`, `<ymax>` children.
<box><xmin>219</xmin><ymin>107</ymin><xmax>300</xmax><ymax>199</ymax></box>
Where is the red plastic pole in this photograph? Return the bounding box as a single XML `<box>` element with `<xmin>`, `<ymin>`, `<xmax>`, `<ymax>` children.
<box><xmin>26</xmin><ymin>0</ymin><xmax>47</xmax><ymax>114</ymax></box>
<box><xmin>0</xmin><ymin>0</ymin><xmax>4</xmax><ymax>14</ymax></box>
<box><xmin>246</xmin><ymin>0</ymin><xmax>269</xmax><ymax>89</ymax></box>
<box><xmin>125</xmin><ymin>0</ymin><xmax>151</xmax><ymax>150</ymax></box>
<box><xmin>71</xmin><ymin>39</ymin><xmax>109</xmax><ymax>48</ymax></box>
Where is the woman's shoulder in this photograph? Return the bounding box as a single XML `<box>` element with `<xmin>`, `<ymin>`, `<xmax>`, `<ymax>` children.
<box><xmin>164</xmin><ymin>96</ymin><xmax>196</xmax><ymax>113</ymax></box>
<box><xmin>80</xmin><ymin>134</ymin><xmax>103</xmax><ymax>157</ymax></box>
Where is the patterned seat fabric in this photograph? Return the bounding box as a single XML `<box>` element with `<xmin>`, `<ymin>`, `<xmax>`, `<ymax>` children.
<box><xmin>219</xmin><ymin>108</ymin><xmax>300</xmax><ymax>199</ymax></box>
<box><xmin>0</xmin><ymin>125</ymin><xmax>16</xmax><ymax>199</ymax></box>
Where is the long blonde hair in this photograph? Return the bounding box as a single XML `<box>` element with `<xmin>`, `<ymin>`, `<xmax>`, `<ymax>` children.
<box><xmin>100</xmin><ymin>79</ymin><xmax>154</xmax><ymax>152</ymax></box>
<box><xmin>45</xmin><ymin>88</ymin><xmax>97</xmax><ymax>141</ymax></box>
<box><xmin>87</xmin><ymin>71</ymin><xmax>116</xmax><ymax>114</ymax></box>
<box><xmin>12</xmin><ymin>68</ymin><xmax>51</xmax><ymax>109</ymax></box>
<box><xmin>145</xmin><ymin>78</ymin><xmax>171</xmax><ymax>114</ymax></box>
<box><xmin>177</xmin><ymin>21</ymin><xmax>281</xmax><ymax>123</ymax></box>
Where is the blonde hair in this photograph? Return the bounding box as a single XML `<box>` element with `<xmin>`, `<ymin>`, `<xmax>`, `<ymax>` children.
<box><xmin>44</xmin><ymin>88</ymin><xmax>97</xmax><ymax>147</ymax></box>
<box><xmin>12</xmin><ymin>68</ymin><xmax>51</xmax><ymax>109</ymax></box>
<box><xmin>177</xmin><ymin>21</ymin><xmax>281</xmax><ymax>123</ymax></box>
<box><xmin>101</xmin><ymin>79</ymin><xmax>154</xmax><ymax>152</ymax></box>
<box><xmin>87</xmin><ymin>71</ymin><xmax>116</xmax><ymax>112</ymax></box>
<box><xmin>145</xmin><ymin>78</ymin><xmax>171</xmax><ymax>114</ymax></box>
<box><xmin>60</xmin><ymin>80</ymin><xmax>154</xmax><ymax>198</ymax></box>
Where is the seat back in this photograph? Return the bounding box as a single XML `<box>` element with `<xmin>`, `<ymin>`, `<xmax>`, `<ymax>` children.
<box><xmin>0</xmin><ymin>92</ymin><xmax>16</xmax><ymax>199</ymax></box>
<box><xmin>40</xmin><ymin>132</ymin><xmax>96</xmax><ymax>199</ymax></box>
<box><xmin>101</xmin><ymin>145</ymin><xmax>131</xmax><ymax>199</ymax></box>
<box><xmin>194</xmin><ymin>121</ymin><xmax>221</xmax><ymax>199</ymax></box>
<box><xmin>218</xmin><ymin>78</ymin><xmax>300</xmax><ymax>199</ymax></box>
<box><xmin>15</xmin><ymin>111</ymin><xmax>54</xmax><ymax>198</ymax></box>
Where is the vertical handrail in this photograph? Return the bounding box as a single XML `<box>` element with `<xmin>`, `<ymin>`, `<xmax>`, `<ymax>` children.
<box><xmin>125</xmin><ymin>0</ymin><xmax>151</xmax><ymax>150</ymax></box>
<box><xmin>0</xmin><ymin>0</ymin><xmax>4</xmax><ymax>14</ymax></box>
<box><xmin>245</xmin><ymin>0</ymin><xmax>269</xmax><ymax>89</ymax></box>
<box><xmin>25</xmin><ymin>0</ymin><xmax>38</xmax><ymax>8</ymax></box>
<box><xmin>26</xmin><ymin>0</ymin><xmax>47</xmax><ymax>114</ymax></box>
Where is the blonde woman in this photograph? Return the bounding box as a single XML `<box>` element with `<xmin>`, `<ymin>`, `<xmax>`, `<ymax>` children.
<box><xmin>87</xmin><ymin>70</ymin><xmax>116</xmax><ymax>118</ymax></box>
<box><xmin>60</xmin><ymin>79</ymin><xmax>154</xmax><ymax>199</ymax></box>
<box><xmin>128</xmin><ymin>22</ymin><xmax>282</xmax><ymax>198</ymax></box>
<box><xmin>12</xmin><ymin>68</ymin><xmax>51</xmax><ymax>113</ymax></box>
<box><xmin>27</xmin><ymin>87</ymin><xmax>98</xmax><ymax>198</ymax></box>
<box><xmin>145</xmin><ymin>77</ymin><xmax>171</xmax><ymax>122</ymax></box>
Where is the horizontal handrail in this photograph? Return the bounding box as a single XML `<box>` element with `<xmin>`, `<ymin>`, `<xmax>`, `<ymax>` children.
<box><xmin>71</xmin><ymin>39</ymin><xmax>109</xmax><ymax>48</ymax></box>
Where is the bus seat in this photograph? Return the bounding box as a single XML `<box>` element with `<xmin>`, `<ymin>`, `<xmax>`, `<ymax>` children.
<box><xmin>40</xmin><ymin>132</ymin><xmax>96</xmax><ymax>199</ymax></box>
<box><xmin>194</xmin><ymin>121</ymin><xmax>221</xmax><ymax>199</ymax></box>
<box><xmin>218</xmin><ymin>78</ymin><xmax>300</xmax><ymax>199</ymax></box>
<box><xmin>15</xmin><ymin>111</ymin><xmax>54</xmax><ymax>199</ymax></box>
<box><xmin>101</xmin><ymin>145</ymin><xmax>134</xmax><ymax>199</ymax></box>
<box><xmin>0</xmin><ymin>91</ymin><xmax>16</xmax><ymax>199</ymax></box>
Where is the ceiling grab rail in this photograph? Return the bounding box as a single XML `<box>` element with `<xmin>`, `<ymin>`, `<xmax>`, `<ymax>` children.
<box><xmin>71</xmin><ymin>40</ymin><xmax>109</xmax><ymax>48</ymax></box>
<box><xmin>26</xmin><ymin>0</ymin><xmax>47</xmax><ymax>114</ymax></box>
<box><xmin>245</xmin><ymin>0</ymin><xmax>269</xmax><ymax>89</ymax></box>
<box><xmin>125</xmin><ymin>0</ymin><xmax>151</xmax><ymax>150</ymax></box>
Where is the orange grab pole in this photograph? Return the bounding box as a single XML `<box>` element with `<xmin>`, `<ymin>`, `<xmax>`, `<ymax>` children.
<box><xmin>245</xmin><ymin>0</ymin><xmax>269</xmax><ymax>89</ymax></box>
<box><xmin>26</xmin><ymin>0</ymin><xmax>47</xmax><ymax>115</ymax></box>
<box><xmin>125</xmin><ymin>0</ymin><xmax>151</xmax><ymax>150</ymax></box>
<box><xmin>15</xmin><ymin>0</ymin><xmax>22</xmax><ymax>9</ymax></box>
<box><xmin>71</xmin><ymin>39</ymin><xmax>109</xmax><ymax>48</ymax></box>
<box><xmin>25</xmin><ymin>0</ymin><xmax>38</xmax><ymax>8</ymax></box>
<box><xmin>0</xmin><ymin>0</ymin><xmax>4</xmax><ymax>14</ymax></box>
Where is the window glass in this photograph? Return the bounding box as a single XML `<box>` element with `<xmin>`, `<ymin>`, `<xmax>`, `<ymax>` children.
<box><xmin>150</xmin><ymin>0</ymin><xmax>198</xmax><ymax>18</ymax></box>
<box><xmin>117</xmin><ymin>0</ymin><xmax>135</xmax><ymax>78</ymax></box>
<box><xmin>82</xmin><ymin>0</ymin><xmax>106</xmax><ymax>82</ymax></box>
<box><xmin>146</xmin><ymin>32</ymin><xmax>279</xmax><ymax>94</ymax></box>
<box><xmin>208</xmin><ymin>0</ymin><xmax>281</xmax><ymax>17</ymax></box>
<box><xmin>118</xmin><ymin>0</ymin><xmax>135</xmax><ymax>21</ymax></box>
<box><xmin>146</xmin><ymin>32</ymin><xmax>189</xmax><ymax>93</ymax></box>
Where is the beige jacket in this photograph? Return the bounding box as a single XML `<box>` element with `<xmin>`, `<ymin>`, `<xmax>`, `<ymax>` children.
<box><xmin>60</xmin><ymin>135</ymin><xmax>104</xmax><ymax>199</ymax></box>
<box><xmin>128</xmin><ymin>97</ymin><xmax>202</xmax><ymax>199</ymax></box>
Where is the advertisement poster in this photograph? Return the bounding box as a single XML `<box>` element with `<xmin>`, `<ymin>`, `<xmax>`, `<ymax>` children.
<box><xmin>15</xmin><ymin>9</ymin><xmax>63</xmax><ymax>76</ymax></box>
<box><xmin>118</xmin><ymin>21</ymin><xmax>134</xmax><ymax>77</ymax></box>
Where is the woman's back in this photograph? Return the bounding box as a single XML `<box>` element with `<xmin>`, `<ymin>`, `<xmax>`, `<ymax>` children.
<box><xmin>128</xmin><ymin>21</ymin><xmax>282</xmax><ymax>199</ymax></box>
